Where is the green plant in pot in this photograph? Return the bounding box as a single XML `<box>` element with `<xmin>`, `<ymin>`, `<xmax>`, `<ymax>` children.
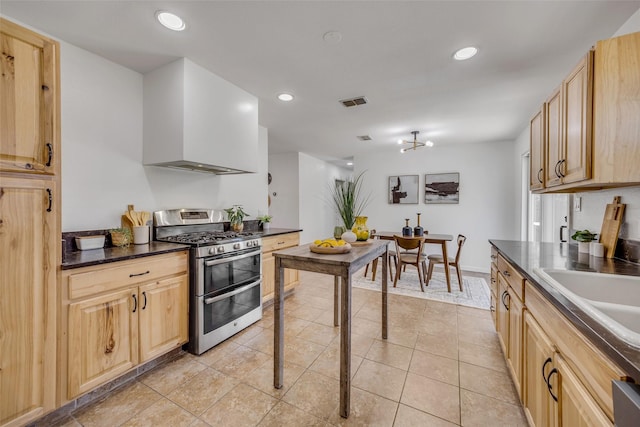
<box><xmin>330</xmin><ymin>171</ymin><xmax>371</xmax><ymax>242</ymax></box>
<box><xmin>571</xmin><ymin>229</ymin><xmax>597</xmax><ymax>254</ymax></box>
<box><xmin>225</xmin><ymin>205</ymin><xmax>249</xmax><ymax>232</ymax></box>
<box><xmin>257</xmin><ymin>214</ymin><xmax>272</xmax><ymax>231</ymax></box>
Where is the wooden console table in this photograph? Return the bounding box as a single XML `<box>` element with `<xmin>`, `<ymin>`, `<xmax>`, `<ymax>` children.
<box><xmin>273</xmin><ymin>240</ymin><xmax>390</xmax><ymax>418</ymax></box>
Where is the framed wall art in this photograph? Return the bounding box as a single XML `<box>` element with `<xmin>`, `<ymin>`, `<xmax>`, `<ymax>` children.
<box><xmin>425</xmin><ymin>172</ymin><xmax>460</xmax><ymax>204</ymax></box>
<box><xmin>389</xmin><ymin>175</ymin><xmax>419</xmax><ymax>204</ymax></box>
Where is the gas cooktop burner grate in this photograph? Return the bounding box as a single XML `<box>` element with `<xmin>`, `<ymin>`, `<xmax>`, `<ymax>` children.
<box><xmin>159</xmin><ymin>230</ymin><xmax>260</xmax><ymax>245</ymax></box>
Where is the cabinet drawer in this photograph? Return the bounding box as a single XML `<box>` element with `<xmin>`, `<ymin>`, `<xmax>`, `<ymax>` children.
<box><xmin>262</xmin><ymin>233</ymin><xmax>299</xmax><ymax>253</ymax></box>
<box><xmin>68</xmin><ymin>252</ymin><xmax>188</xmax><ymax>300</ymax></box>
<box><xmin>526</xmin><ymin>281</ymin><xmax>626</xmax><ymax>421</ymax></box>
<box><xmin>490</xmin><ymin>264</ymin><xmax>498</xmax><ymax>296</ymax></box>
<box><xmin>498</xmin><ymin>254</ymin><xmax>524</xmax><ymax>302</ymax></box>
<box><xmin>491</xmin><ymin>246</ymin><xmax>498</xmax><ymax>267</ymax></box>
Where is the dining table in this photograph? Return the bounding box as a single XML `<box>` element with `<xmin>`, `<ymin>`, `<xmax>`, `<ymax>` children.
<box><xmin>371</xmin><ymin>231</ymin><xmax>454</xmax><ymax>290</ymax></box>
<box><xmin>272</xmin><ymin>240</ymin><xmax>390</xmax><ymax>418</ymax></box>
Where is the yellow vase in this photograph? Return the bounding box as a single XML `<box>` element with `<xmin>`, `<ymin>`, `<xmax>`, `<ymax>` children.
<box><xmin>352</xmin><ymin>216</ymin><xmax>370</xmax><ymax>241</ymax></box>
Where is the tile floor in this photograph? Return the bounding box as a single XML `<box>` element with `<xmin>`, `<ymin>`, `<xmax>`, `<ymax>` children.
<box><xmin>54</xmin><ymin>269</ymin><xmax>528</xmax><ymax>426</ymax></box>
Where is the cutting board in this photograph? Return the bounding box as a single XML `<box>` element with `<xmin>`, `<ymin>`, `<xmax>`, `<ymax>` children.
<box><xmin>121</xmin><ymin>204</ymin><xmax>135</xmax><ymax>232</ymax></box>
<box><xmin>599</xmin><ymin>196</ymin><xmax>625</xmax><ymax>258</ymax></box>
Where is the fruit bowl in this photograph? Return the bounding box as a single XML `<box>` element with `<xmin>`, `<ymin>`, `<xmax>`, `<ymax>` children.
<box><xmin>309</xmin><ymin>238</ymin><xmax>351</xmax><ymax>254</ymax></box>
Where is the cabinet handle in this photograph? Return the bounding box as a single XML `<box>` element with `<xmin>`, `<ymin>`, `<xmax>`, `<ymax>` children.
<box><xmin>542</xmin><ymin>357</ymin><xmax>552</xmax><ymax>381</ymax></box>
<box><xmin>46</xmin><ymin>143</ymin><xmax>53</xmax><ymax>167</ymax></box>
<box><xmin>142</xmin><ymin>291</ymin><xmax>147</xmax><ymax>310</ymax></box>
<box><xmin>559</xmin><ymin>159</ymin><xmax>566</xmax><ymax>177</ymax></box>
<box><xmin>537</xmin><ymin>168</ymin><xmax>543</xmax><ymax>183</ymax></box>
<box><xmin>129</xmin><ymin>270</ymin><xmax>150</xmax><ymax>278</ymax></box>
<box><xmin>491</xmin><ymin>278</ymin><xmax>496</xmax><ymax>283</ymax></box>
<box><xmin>490</xmin><ymin>304</ymin><xmax>495</xmax><ymax>313</ymax></box>
<box><xmin>501</xmin><ymin>290</ymin><xmax>509</xmax><ymax>310</ymax></box>
<box><xmin>554</xmin><ymin>160</ymin><xmax>562</xmax><ymax>178</ymax></box>
<box><xmin>546</xmin><ymin>368</ymin><xmax>559</xmax><ymax>402</ymax></box>
<box><xmin>46</xmin><ymin>188</ymin><xmax>52</xmax><ymax>212</ymax></box>
<box><xmin>503</xmin><ymin>270</ymin><xmax>510</xmax><ymax>277</ymax></box>
<box><xmin>132</xmin><ymin>294</ymin><xmax>137</xmax><ymax>313</ymax></box>
<box><xmin>490</xmin><ymin>255</ymin><xmax>497</xmax><ymax>260</ymax></box>
<box><xmin>278</xmin><ymin>241</ymin><xmax>286</xmax><ymax>245</ymax></box>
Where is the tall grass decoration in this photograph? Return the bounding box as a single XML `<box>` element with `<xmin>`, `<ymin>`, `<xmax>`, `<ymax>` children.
<box><xmin>331</xmin><ymin>171</ymin><xmax>370</xmax><ymax>229</ymax></box>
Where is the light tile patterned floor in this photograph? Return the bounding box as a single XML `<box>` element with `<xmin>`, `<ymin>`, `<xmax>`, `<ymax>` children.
<box><xmin>55</xmin><ymin>270</ymin><xmax>528</xmax><ymax>426</ymax></box>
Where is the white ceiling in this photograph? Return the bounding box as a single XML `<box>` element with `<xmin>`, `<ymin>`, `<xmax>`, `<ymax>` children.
<box><xmin>3</xmin><ymin>1</ymin><xmax>639</xmax><ymax>167</ymax></box>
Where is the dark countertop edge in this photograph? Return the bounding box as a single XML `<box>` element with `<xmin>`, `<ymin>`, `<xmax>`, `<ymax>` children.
<box><xmin>260</xmin><ymin>228</ymin><xmax>302</xmax><ymax>237</ymax></box>
<box><xmin>61</xmin><ymin>243</ymin><xmax>190</xmax><ymax>270</ymax></box>
<box><xmin>489</xmin><ymin>239</ymin><xmax>640</xmax><ymax>382</ymax></box>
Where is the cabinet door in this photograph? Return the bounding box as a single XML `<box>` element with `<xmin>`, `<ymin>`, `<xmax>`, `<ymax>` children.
<box><xmin>561</xmin><ymin>51</ymin><xmax>593</xmax><ymax>185</ymax></box>
<box><xmin>557</xmin><ymin>356</ymin><xmax>612</xmax><ymax>426</ymax></box>
<box><xmin>0</xmin><ymin>177</ymin><xmax>57</xmax><ymax>424</ymax></box>
<box><xmin>262</xmin><ymin>251</ymin><xmax>275</xmax><ymax>302</ymax></box>
<box><xmin>529</xmin><ymin>106</ymin><xmax>546</xmax><ymax>190</ymax></box>
<box><xmin>0</xmin><ymin>19</ymin><xmax>59</xmax><ymax>175</ymax></box>
<box><xmin>545</xmin><ymin>86</ymin><xmax>563</xmax><ymax>187</ymax></box>
<box><xmin>138</xmin><ymin>275</ymin><xmax>189</xmax><ymax>362</ymax></box>
<box><xmin>68</xmin><ymin>288</ymin><xmax>138</xmax><ymax>398</ymax></box>
<box><xmin>507</xmin><ymin>289</ymin><xmax>524</xmax><ymax>398</ymax></box>
<box><xmin>523</xmin><ymin>312</ymin><xmax>558</xmax><ymax>427</ymax></box>
<box><xmin>496</xmin><ymin>273</ymin><xmax>509</xmax><ymax>355</ymax></box>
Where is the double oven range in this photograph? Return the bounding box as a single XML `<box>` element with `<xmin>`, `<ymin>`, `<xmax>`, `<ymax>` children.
<box><xmin>154</xmin><ymin>209</ymin><xmax>262</xmax><ymax>355</ymax></box>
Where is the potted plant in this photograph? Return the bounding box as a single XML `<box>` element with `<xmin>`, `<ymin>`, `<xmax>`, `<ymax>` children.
<box><xmin>225</xmin><ymin>205</ymin><xmax>249</xmax><ymax>232</ymax></box>
<box><xmin>110</xmin><ymin>227</ymin><xmax>132</xmax><ymax>247</ymax></box>
<box><xmin>571</xmin><ymin>229</ymin><xmax>598</xmax><ymax>253</ymax></box>
<box><xmin>257</xmin><ymin>214</ymin><xmax>273</xmax><ymax>231</ymax></box>
<box><xmin>330</xmin><ymin>171</ymin><xmax>370</xmax><ymax>242</ymax></box>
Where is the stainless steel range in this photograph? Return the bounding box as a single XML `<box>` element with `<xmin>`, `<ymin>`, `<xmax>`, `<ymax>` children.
<box><xmin>154</xmin><ymin>209</ymin><xmax>262</xmax><ymax>355</ymax></box>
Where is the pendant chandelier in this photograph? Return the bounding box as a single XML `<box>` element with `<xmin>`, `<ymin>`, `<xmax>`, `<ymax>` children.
<box><xmin>398</xmin><ymin>131</ymin><xmax>434</xmax><ymax>153</ymax></box>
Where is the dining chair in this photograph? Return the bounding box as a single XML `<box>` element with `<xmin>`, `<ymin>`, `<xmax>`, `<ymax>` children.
<box><xmin>364</xmin><ymin>230</ymin><xmax>396</xmax><ymax>281</ymax></box>
<box><xmin>393</xmin><ymin>235</ymin><xmax>427</xmax><ymax>291</ymax></box>
<box><xmin>426</xmin><ymin>234</ymin><xmax>466</xmax><ymax>292</ymax></box>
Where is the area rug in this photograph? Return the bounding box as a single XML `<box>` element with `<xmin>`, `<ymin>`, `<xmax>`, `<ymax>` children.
<box><xmin>352</xmin><ymin>268</ymin><xmax>491</xmax><ymax>310</ymax></box>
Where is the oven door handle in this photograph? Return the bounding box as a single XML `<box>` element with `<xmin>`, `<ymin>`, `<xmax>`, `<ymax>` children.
<box><xmin>203</xmin><ymin>280</ymin><xmax>261</xmax><ymax>304</ymax></box>
<box><xmin>204</xmin><ymin>249</ymin><xmax>261</xmax><ymax>267</ymax></box>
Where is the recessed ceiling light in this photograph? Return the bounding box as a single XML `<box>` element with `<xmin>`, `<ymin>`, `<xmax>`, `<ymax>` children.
<box><xmin>323</xmin><ymin>31</ymin><xmax>343</xmax><ymax>44</ymax></box>
<box><xmin>453</xmin><ymin>46</ymin><xmax>478</xmax><ymax>61</ymax></box>
<box><xmin>278</xmin><ymin>93</ymin><xmax>294</xmax><ymax>102</ymax></box>
<box><xmin>156</xmin><ymin>11</ymin><xmax>186</xmax><ymax>31</ymax></box>
<box><xmin>347</xmin><ymin>162</ymin><xmax>353</xmax><ymax>166</ymax></box>
<box><xmin>426</xmin><ymin>140</ymin><xmax>435</xmax><ymax>147</ymax></box>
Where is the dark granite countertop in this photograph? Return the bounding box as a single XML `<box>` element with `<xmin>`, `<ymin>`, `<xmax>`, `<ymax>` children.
<box><xmin>62</xmin><ymin>242</ymin><xmax>189</xmax><ymax>270</ymax></box>
<box><xmin>489</xmin><ymin>239</ymin><xmax>640</xmax><ymax>381</ymax></box>
<box><xmin>259</xmin><ymin>228</ymin><xmax>302</xmax><ymax>237</ymax></box>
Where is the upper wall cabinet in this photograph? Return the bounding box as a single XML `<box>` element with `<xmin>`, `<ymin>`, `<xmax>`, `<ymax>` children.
<box><xmin>143</xmin><ymin>58</ymin><xmax>259</xmax><ymax>175</ymax></box>
<box><xmin>0</xmin><ymin>19</ymin><xmax>59</xmax><ymax>175</ymax></box>
<box><xmin>529</xmin><ymin>105</ymin><xmax>546</xmax><ymax>191</ymax></box>
<box><xmin>531</xmin><ymin>31</ymin><xmax>640</xmax><ymax>192</ymax></box>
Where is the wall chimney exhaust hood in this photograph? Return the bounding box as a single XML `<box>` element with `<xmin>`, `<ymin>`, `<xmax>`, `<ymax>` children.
<box><xmin>143</xmin><ymin>58</ymin><xmax>259</xmax><ymax>174</ymax></box>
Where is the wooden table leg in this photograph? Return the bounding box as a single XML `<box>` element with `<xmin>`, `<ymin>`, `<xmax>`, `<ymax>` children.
<box><xmin>333</xmin><ymin>276</ymin><xmax>340</xmax><ymax>327</ymax></box>
<box><xmin>371</xmin><ymin>257</ymin><xmax>378</xmax><ymax>281</ymax></box>
<box><xmin>382</xmin><ymin>246</ymin><xmax>388</xmax><ymax>340</ymax></box>
<box><xmin>274</xmin><ymin>259</ymin><xmax>284</xmax><ymax>389</ymax></box>
<box><xmin>339</xmin><ymin>271</ymin><xmax>351</xmax><ymax>418</ymax></box>
<box><xmin>441</xmin><ymin>241</ymin><xmax>451</xmax><ymax>293</ymax></box>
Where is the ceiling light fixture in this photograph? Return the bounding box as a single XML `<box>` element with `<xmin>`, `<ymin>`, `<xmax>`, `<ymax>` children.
<box><xmin>278</xmin><ymin>93</ymin><xmax>294</xmax><ymax>101</ymax></box>
<box><xmin>347</xmin><ymin>162</ymin><xmax>353</xmax><ymax>166</ymax></box>
<box><xmin>398</xmin><ymin>131</ymin><xmax>435</xmax><ymax>153</ymax></box>
<box><xmin>156</xmin><ymin>11</ymin><xmax>186</xmax><ymax>31</ymax></box>
<box><xmin>453</xmin><ymin>46</ymin><xmax>478</xmax><ymax>60</ymax></box>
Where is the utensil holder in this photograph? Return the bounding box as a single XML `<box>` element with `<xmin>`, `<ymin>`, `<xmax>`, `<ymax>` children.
<box><xmin>133</xmin><ymin>226</ymin><xmax>150</xmax><ymax>245</ymax></box>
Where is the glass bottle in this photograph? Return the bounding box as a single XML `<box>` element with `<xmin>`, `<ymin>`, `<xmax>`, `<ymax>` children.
<box><xmin>413</xmin><ymin>213</ymin><xmax>424</xmax><ymax>236</ymax></box>
<box><xmin>352</xmin><ymin>216</ymin><xmax>370</xmax><ymax>241</ymax></box>
<box><xmin>402</xmin><ymin>218</ymin><xmax>412</xmax><ymax>236</ymax></box>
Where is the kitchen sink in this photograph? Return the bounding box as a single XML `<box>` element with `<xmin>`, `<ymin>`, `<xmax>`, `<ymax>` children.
<box><xmin>534</xmin><ymin>268</ymin><xmax>640</xmax><ymax>348</ymax></box>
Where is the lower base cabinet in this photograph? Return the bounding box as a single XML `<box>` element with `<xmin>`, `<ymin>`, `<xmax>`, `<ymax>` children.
<box><xmin>262</xmin><ymin>233</ymin><xmax>300</xmax><ymax>303</ymax></box>
<box><xmin>61</xmin><ymin>251</ymin><xmax>189</xmax><ymax>401</ymax></box>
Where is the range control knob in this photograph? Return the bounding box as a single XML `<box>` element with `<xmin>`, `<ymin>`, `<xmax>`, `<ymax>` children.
<box><xmin>233</xmin><ymin>243</ymin><xmax>241</xmax><ymax>250</ymax></box>
<box><xmin>208</xmin><ymin>248</ymin><xmax>215</xmax><ymax>255</ymax></box>
<box><xmin>247</xmin><ymin>241</ymin><xmax>254</xmax><ymax>248</ymax></box>
<box><xmin>217</xmin><ymin>246</ymin><xmax>225</xmax><ymax>254</ymax></box>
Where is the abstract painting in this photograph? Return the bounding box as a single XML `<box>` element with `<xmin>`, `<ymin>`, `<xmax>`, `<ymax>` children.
<box><xmin>389</xmin><ymin>175</ymin><xmax>419</xmax><ymax>204</ymax></box>
<box><xmin>425</xmin><ymin>173</ymin><xmax>460</xmax><ymax>204</ymax></box>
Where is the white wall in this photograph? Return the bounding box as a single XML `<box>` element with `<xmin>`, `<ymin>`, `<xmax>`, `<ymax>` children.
<box><xmin>268</xmin><ymin>153</ymin><xmax>300</xmax><ymax>229</ymax></box>
<box><xmin>355</xmin><ymin>141</ymin><xmax>517</xmax><ymax>272</ymax></box>
<box><xmin>60</xmin><ymin>41</ymin><xmax>267</xmax><ymax>231</ymax></box>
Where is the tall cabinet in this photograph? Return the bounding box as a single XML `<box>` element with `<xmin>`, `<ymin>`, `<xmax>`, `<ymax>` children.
<box><xmin>0</xmin><ymin>18</ymin><xmax>60</xmax><ymax>427</ymax></box>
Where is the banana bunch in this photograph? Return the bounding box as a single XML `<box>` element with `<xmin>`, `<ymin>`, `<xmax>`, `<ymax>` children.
<box><xmin>313</xmin><ymin>238</ymin><xmax>347</xmax><ymax>248</ymax></box>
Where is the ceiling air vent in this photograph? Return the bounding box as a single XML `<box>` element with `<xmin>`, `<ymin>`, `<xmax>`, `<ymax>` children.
<box><xmin>357</xmin><ymin>135</ymin><xmax>372</xmax><ymax>141</ymax></box>
<box><xmin>339</xmin><ymin>96</ymin><xmax>368</xmax><ymax>107</ymax></box>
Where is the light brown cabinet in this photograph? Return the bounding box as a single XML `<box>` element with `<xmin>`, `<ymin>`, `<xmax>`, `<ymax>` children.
<box><xmin>529</xmin><ymin>106</ymin><xmax>546</xmax><ymax>191</ymax></box>
<box><xmin>62</xmin><ymin>252</ymin><xmax>189</xmax><ymax>400</ymax></box>
<box><xmin>532</xmin><ymin>31</ymin><xmax>640</xmax><ymax>192</ymax></box>
<box><xmin>0</xmin><ymin>18</ymin><xmax>60</xmax><ymax>427</ymax></box>
<box><xmin>1</xmin><ymin>18</ymin><xmax>59</xmax><ymax>175</ymax></box>
<box><xmin>544</xmin><ymin>52</ymin><xmax>593</xmax><ymax>189</ymax></box>
<box><xmin>262</xmin><ymin>233</ymin><xmax>300</xmax><ymax>303</ymax></box>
